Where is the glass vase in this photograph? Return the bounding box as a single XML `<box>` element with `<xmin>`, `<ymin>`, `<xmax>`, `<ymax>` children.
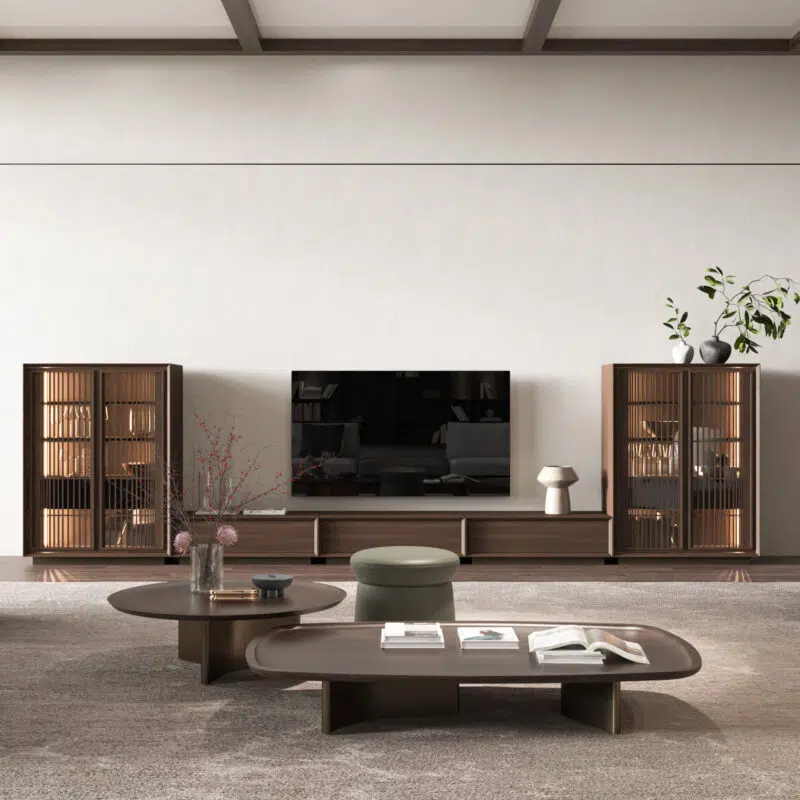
<box><xmin>190</xmin><ymin>543</ymin><xmax>224</xmax><ymax>594</ymax></box>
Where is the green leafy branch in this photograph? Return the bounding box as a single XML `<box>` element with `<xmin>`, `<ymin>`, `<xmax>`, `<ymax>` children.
<box><xmin>698</xmin><ymin>267</ymin><xmax>800</xmax><ymax>354</ymax></box>
<box><xmin>663</xmin><ymin>297</ymin><xmax>691</xmax><ymax>344</ymax></box>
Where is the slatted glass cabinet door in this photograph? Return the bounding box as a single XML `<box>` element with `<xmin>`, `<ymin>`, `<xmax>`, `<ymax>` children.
<box><xmin>30</xmin><ymin>369</ymin><xmax>95</xmax><ymax>551</ymax></box>
<box><xmin>616</xmin><ymin>368</ymin><xmax>683</xmax><ymax>553</ymax></box>
<box><xmin>101</xmin><ymin>369</ymin><xmax>166</xmax><ymax>552</ymax></box>
<box><xmin>688</xmin><ymin>367</ymin><xmax>757</xmax><ymax>552</ymax></box>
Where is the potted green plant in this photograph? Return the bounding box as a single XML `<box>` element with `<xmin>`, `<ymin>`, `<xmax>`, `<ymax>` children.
<box><xmin>697</xmin><ymin>268</ymin><xmax>799</xmax><ymax>363</ymax></box>
<box><xmin>663</xmin><ymin>298</ymin><xmax>693</xmax><ymax>363</ymax></box>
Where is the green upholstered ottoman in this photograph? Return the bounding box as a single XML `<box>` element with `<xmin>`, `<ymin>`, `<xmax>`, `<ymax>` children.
<box><xmin>350</xmin><ymin>545</ymin><xmax>460</xmax><ymax>622</ymax></box>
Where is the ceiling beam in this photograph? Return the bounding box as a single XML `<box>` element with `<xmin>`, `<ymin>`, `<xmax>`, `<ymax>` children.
<box><xmin>220</xmin><ymin>0</ymin><xmax>262</xmax><ymax>53</ymax></box>
<box><xmin>0</xmin><ymin>39</ymin><xmax>241</xmax><ymax>54</ymax></box>
<box><xmin>260</xmin><ymin>39</ymin><xmax>521</xmax><ymax>54</ymax></box>
<box><xmin>544</xmin><ymin>38</ymin><xmax>792</xmax><ymax>54</ymax></box>
<box><xmin>0</xmin><ymin>37</ymin><xmax>795</xmax><ymax>56</ymax></box>
<box><xmin>522</xmin><ymin>0</ymin><xmax>562</xmax><ymax>53</ymax></box>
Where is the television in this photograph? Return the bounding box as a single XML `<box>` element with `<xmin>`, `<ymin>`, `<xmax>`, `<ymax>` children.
<box><xmin>291</xmin><ymin>371</ymin><xmax>510</xmax><ymax>497</ymax></box>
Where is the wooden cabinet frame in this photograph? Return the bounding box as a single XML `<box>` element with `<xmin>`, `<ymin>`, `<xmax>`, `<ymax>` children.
<box><xmin>23</xmin><ymin>364</ymin><xmax>183</xmax><ymax>556</ymax></box>
<box><xmin>602</xmin><ymin>364</ymin><xmax>759</xmax><ymax>557</ymax></box>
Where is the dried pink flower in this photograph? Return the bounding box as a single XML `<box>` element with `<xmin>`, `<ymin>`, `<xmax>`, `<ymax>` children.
<box><xmin>173</xmin><ymin>531</ymin><xmax>193</xmax><ymax>554</ymax></box>
<box><xmin>215</xmin><ymin>525</ymin><xmax>238</xmax><ymax>548</ymax></box>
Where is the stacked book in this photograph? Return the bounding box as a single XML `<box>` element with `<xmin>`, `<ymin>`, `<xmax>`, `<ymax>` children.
<box><xmin>528</xmin><ymin>625</ymin><xmax>650</xmax><ymax>665</ymax></box>
<box><xmin>209</xmin><ymin>588</ymin><xmax>261</xmax><ymax>602</ymax></box>
<box><xmin>457</xmin><ymin>626</ymin><xmax>519</xmax><ymax>650</ymax></box>
<box><xmin>380</xmin><ymin>622</ymin><xmax>445</xmax><ymax>649</ymax></box>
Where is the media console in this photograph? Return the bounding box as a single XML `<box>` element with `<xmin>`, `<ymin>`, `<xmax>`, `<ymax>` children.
<box><xmin>209</xmin><ymin>511</ymin><xmax>612</xmax><ymax>560</ymax></box>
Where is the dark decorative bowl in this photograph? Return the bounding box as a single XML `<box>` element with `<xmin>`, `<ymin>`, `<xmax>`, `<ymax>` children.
<box><xmin>251</xmin><ymin>574</ymin><xmax>294</xmax><ymax>598</ymax></box>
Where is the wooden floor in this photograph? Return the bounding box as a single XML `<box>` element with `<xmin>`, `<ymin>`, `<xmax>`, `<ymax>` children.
<box><xmin>1</xmin><ymin>557</ymin><xmax>799</xmax><ymax>582</ymax></box>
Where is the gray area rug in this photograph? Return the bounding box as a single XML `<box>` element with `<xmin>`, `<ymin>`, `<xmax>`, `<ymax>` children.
<box><xmin>1</xmin><ymin>582</ymin><xmax>799</xmax><ymax>800</ymax></box>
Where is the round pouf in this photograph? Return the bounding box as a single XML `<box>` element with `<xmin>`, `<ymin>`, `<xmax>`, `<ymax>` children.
<box><xmin>350</xmin><ymin>545</ymin><xmax>460</xmax><ymax>622</ymax></box>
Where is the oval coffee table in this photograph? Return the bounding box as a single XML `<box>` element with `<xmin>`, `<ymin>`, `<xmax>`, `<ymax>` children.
<box><xmin>108</xmin><ymin>581</ymin><xmax>346</xmax><ymax>684</ymax></box>
<box><xmin>247</xmin><ymin>621</ymin><xmax>701</xmax><ymax>734</ymax></box>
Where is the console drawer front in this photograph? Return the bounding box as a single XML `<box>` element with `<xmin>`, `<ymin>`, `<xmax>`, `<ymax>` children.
<box><xmin>467</xmin><ymin>519</ymin><xmax>610</xmax><ymax>556</ymax></box>
<box><xmin>319</xmin><ymin>519</ymin><xmax>462</xmax><ymax>557</ymax></box>
<box><xmin>231</xmin><ymin>520</ymin><xmax>315</xmax><ymax>556</ymax></box>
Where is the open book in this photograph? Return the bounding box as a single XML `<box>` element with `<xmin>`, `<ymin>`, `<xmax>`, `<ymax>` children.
<box><xmin>528</xmin><ymin>626</ymin><xmax>649</xmax><ymax>664</ymax></box>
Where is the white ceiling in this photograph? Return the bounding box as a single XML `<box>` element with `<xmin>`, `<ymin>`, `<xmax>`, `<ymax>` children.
<box><xmin>252</xmin><ymin>0</ymin><xmax>532</xmax><ymax>39</ymax></box>
<box><xmin>552</xmin><ymin>0</ymin><xmax>800</xmax><ymax>40</ymax></box>
<box><xmin>0</xmin><ymin>0</ymin><xmax>234</xmax><ymax>39</ymax></box>
<box><xmin>0</xmin><ymin>0</ymin><xmax>797</xmax><ymax>40</ymax></box>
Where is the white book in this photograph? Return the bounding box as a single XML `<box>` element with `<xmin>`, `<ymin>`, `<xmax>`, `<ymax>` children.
<box><xmin>383</xmin><ymin>622</ymin><xmax>442</xmax><ymax>640</ymax></box>
<box><xmin>457</xmin><ymin>626</ymin><xmax>519</xmax><ymax>649</ymax></box>
<box><xmin>380</xmin><ymin>630</ymin><xmax>444</xmax><ymax>649</ymax></box>
<box><xmin>535</xmin><ymin>651</ymin><xmax>605</xmax><ymax>665</ymax></box>
<box><xmin>528</xmin><ymin>626</ymin><xmax>649</xmax><ymax>665</ymax></box>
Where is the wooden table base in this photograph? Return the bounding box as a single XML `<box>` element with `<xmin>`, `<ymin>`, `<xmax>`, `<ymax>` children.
<box><xmin>560</xmin><ymin>681</ymin><xmax>621</xmax><ymax>734</ymax></box>
<box><xmin>321</xmin><ymin>679</ymin><xmax>622</xmax><ymax>734</ymax></box>
<box><xmin>178</xmin><ymin>616</ymin><xmax>300</xmax><ymax>684</ymax></box>
<box><xmin>322</xmin><ymin>679</ymin><xmax>460</xmax><ymax>734</ymax></box>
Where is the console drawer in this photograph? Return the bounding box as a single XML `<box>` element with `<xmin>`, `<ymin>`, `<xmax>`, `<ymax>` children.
<box><xmin>467</xmin><ymin>518</ymin><xmax>610</xmax><ymax>557</ymax></box>
<box><xmin>319</xmin><ymin>518</ymin><xmax>462</xmax><ymax>557</ymax></box>
<box><xmin>230</xmin><ymin>519</ymin><xmax>315</xmax><ymax>556</ymax></box>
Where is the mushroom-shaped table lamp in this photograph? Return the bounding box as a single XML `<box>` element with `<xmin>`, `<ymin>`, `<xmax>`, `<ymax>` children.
<box><xmin>537</xmin><ymin>466</ymin><xmax>579</xmax><ymax>515</ymax></box>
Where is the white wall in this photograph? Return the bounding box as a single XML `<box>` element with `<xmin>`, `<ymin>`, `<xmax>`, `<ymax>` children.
<box><xmin>1</xmin><ymin>56</ymin><xmax>799</xmax><ymax>556</ymax></box>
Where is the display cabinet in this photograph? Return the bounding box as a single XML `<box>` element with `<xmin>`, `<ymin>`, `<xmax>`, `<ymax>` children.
<box><xmin>24</xmin><ymin>364</ymin><xmax>182</xmax><ymax>556</ymax></box>
<box><xmin>602</xmin><ymin>364</ymin><xmax>758</xmax><ymax>555</ymax></box>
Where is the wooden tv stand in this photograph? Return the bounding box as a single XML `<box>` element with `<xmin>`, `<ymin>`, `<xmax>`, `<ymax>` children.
<box><xmin>219</xmin><ymin>510</ymin><xmax>611</xmax><ymax>560</ymax></box>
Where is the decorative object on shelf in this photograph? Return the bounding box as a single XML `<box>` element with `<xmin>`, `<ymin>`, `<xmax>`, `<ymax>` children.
<box><xmin>250</xmin><ymin>573</ymin><xmax>294</xmax><ymax>599</ymax></box>
<box><xmin>668</xmin><ymin>426</ymin><xmax>724</xmax><ymax>475</ymax></box>
<box><xmin>697</xmin><ymin>267</ymin><xmax>799</xmax><ymax>360</ymax></box>
<box><xmin>671</xmin><ymin>341</ymin><xmax>694</xmax><ymax>364</ymax></box>
<box><xmin>699</xmin><ymin>336</ymin><xmax>732</xmax><ymax>364</ymax></box>
<box><xmin>642</xmin><ymin>419</ymin><xmax>680</xmax><ymax>441</ymax></box>
<box><xmin>209</xmin><ymin>587</ymin><xmax>261</xmax><ymax>602</ymax></box>
<box><xmin>537</xmin><ymin>466</ymin><xmax>579</xmax><ymax>515</ymax></box>
<box><xmin>662</xmin><ymin>297</ymin><xmax>694</xmax><ymax>363</ymax></box>
<box><xmin>189</xmin><ymin>542</ymin><xmax>224</xmax><ymax>594</ymax></box>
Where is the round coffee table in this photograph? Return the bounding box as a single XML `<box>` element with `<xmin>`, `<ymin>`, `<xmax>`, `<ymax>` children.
<box><xmin>108</xmin><ymin>580</ymin><xmax>346</xmax><ymax>684</ymax></box>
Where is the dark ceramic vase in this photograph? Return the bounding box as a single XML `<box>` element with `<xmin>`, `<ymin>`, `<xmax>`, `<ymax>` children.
<box><xmin>699</xmin><ymin>336</ymin><xmax>732</xmax><ymax>364</ymax></box>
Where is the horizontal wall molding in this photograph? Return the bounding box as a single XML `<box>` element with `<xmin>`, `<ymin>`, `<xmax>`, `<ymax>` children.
<box><xmin>0</xmin><ymin>39</ymin><xmax>796</xmax><ymax>56</ymax></box>
<box><xmin>1</xmin><ymin>57</ymin><xmax>798</xmax><ymax>164</ymax></box>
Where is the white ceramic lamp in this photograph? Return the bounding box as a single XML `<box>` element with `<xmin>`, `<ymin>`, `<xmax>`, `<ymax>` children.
<box><xmin>537</xmin><ymin>466</ymin><xmax>579</xmax><ymax>515</ymax></box>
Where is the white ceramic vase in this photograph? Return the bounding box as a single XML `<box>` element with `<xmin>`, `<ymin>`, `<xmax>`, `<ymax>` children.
<box><xmin>537</xmin><ymin>466</ymin><xmax>579</xmax><ymax>515</ymax></box>
<box><xmin>671</xmin><ymin>342</ymin><xmax>694</xmax><ymax>364</ymax></box>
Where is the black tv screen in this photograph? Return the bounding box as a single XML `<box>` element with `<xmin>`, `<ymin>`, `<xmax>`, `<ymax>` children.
<box><xmin>291</xmin><ymin>371</ymin><xmax>510</xmax><ymax>497</ymax></box>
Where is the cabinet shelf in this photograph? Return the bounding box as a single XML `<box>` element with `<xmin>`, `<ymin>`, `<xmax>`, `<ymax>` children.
<box><xmin>627</xmin><ymin>436</ymin><xmax>742</xmax><ymax>443</ymax></box>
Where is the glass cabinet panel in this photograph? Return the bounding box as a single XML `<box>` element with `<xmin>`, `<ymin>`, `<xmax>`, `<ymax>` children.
<box><xmin>688</xmin><ymin>368</ymin><xmax>755</xmax><ymax>551</ymax></box>
<box><xmin>34</xmin><ymin>370</ymin><xmax>94</xmax><ymax>550</ymax></box>
<box><xmin>101</xmin><ymin>370</ymin><xmax>164</xmax><ymax>550</ymax></box>
<box><xmin>620</xmin><ymin>369</ymin><xmax>682</xmax><ymax>551</ymax></box>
